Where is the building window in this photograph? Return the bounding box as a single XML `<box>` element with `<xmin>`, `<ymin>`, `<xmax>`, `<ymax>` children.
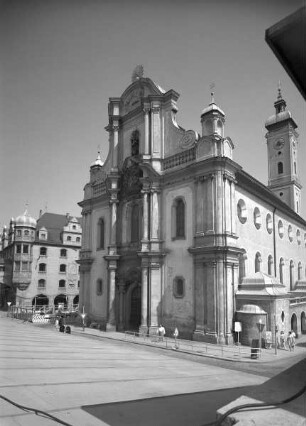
<box><xmin>97</xmin><ymin>218</ymin><xmax>105</xmax><ymax>249</ymax></box>
<box><xmin>298</xmin><ymin>262</ymin><xmax>302</xmax><ymax>280</ymax></box>
<box><xmin>278</xmin><ymin>220</ymin><xmax>284</xmax><ymax>238</ymax></box>
<box><xmin>255</xmin><ymin>252</ymin><xmax>262</xmax><ymax>273</ymax></box>
<box><xmin>59</xmin><ymin>279</ymin><xmax>66</xmax><ymax>288</ymax></box>
<box><xmin>290</xmin><ymin>260</ymin><xmax>294</xmax><ymax>290</ymax></box>
<box><xmin>16</xmin><ymin>244</ymin><xmax>21</xmax><ymax>254</ymax></box>
<box><xmin>40</xmin><ymin>247</ymin><xmax>47</xmax><ymax>256</ymax></box>
<box><xmin>173</xmin><ymin>277</ymin><xmax>185</xmax><ymax>298</ymax></box>
<box><xmin>239</xmin><ymin>253</ymin><xmax>247</xmax><ymax>283</ymax></box>
<box><xmin>15</xmin><ymin>261</ymin><xmax>20</xmax><ymax>272</ymax></box>
<box><xmin>237</xmin><ymin>199</ymin><xmax>247</xmax><ymax>224</ymax></box>
<box><xmin>59</xmin><ymin>264</ymin><xmax>66</xmax><ymax>273</ymax></box>
<box><xmin>17</xmin><ymin>230</ymin><xmax>21</xmax><ymax>237</ymax></box>
<box><xmin>266</xmin><ymin>214</ymin><xmax>273</xmax><ymax>234</ymax></box>
<box><xmin>279</xmin><ymin>258</ymin><xmax>284</xmax><ymax>284</ymax></box>
<box><xmin>288</xmin><ymin>225</ymin><xmax>293</xmax><ymax>242</ymax></box>
<box><xmin>131</xmin><ymin>205</ymin><xmax>140</xmax><ymax>242</ymax></box>
<box><xmin>253</xmin><ymin>207</ymin><xmax>262</xmax><ymax>229</ymax></box>
<box><xmin>40</xmin><ymin>233</ymin><xmax>46</xmax><ymax>240</ymax></box>
<box><xmin>22</xmin><ymin>261</ymin><xmax>29</xmax><ymax>271</ymax></box>
<box><xmin>67</xmin><ymin>236</ymin><xmax>71</xmax><ymax>242</ymax></box>
<box><xmin>24</xmin><ymin>230</ymin><xmax>29</xmax><ymax>236</ymax></box>
<box><xmin>296</xmin><ymin>229</ymin><xmax>301</xmax><ymax>245</ymax></box>
<box><xmin>39</xmin><ymin>263</ymin><xmax>46</xmax><ymax>273</ymax></box>
<box><xmin>78</xmin><ymin>280</ymin><xmax>80</xmax><ymax>288</ymax></box>
<box><xmin>96</xmin><ymin>279</ymin><xmax>103</xmax><ymax>295</ymax></box>
<box><xmin>38</xmin><ymin>279</ymin><xmax>46</xmax><ymax>289</ymax></box>
<box><xmin>278</xmin><ymin>162</ymin><xmax>283</xmax><ymax>174</ymax></box>
<box><xmin>72</xmin><ymin>225</ymin><xmax>76</xmax><ymax>230</ymax></box>
<box><xmin>23</xmin><ymin>245</ymin><xmax>29</xmax><ymax>254</ymax></box>
<box><xmin>172</xmin><ymin>198</ymin><xmax>185</xmax><ymax>239</ymax></box>
<box><xmin>76</xmin><ymin>237</ymin><xmax>80</xmax><ymax>243</ymax></box>
<box><xmin>131</xmin><ymin>129</ymin><xmax>140</xmax><ymax>156</ymax></box>
<box><xmin>60</xmin><ymin>249</ymin><xmax>67</xmax><ymax>257</ymax></box>
<box><xmin>268</xmin><ymin>255</ymin><xmax>274</xmax><ymax>276</ymax></box>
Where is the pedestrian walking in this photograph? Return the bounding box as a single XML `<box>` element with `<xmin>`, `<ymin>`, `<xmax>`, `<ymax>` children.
<box><xmin>158</xmin><ymin>324</ymin><xmax>165</xmax><ymax>341</ymax></box>
<box><xmin>290</xmin><ymin>330</ymin><xmax>296</xmax><ymax>351</ymax></box>
<box><xmin>287</xmin><ymin>331</ymin><xmax>292</xmax><ymax>351</ymax></box>
<box><xmin>280</xmin><ymin>331</ymin><xmax>286</xmax><ymax>349</ymax></box>
<box><xmin>173</xmin><ymin>327</ymin><xmax>179</xmax><ymax>349</ymax></box>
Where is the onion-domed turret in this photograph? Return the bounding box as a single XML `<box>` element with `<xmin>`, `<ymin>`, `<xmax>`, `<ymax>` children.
<box><xmin>15</xmin><ymin>209</ymin><xmax>37</xmax><ymax>229</ymax></box>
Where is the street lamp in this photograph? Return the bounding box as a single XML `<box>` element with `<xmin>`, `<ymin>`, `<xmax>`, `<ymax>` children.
<box><xmin>257</xmin><ymin>318</ymin><xmax>265</xmax><ymax>358</ymax></box>
<box><xmin>7</xmin><ymin>301</ymin><xmax>11</xmax><ymax>317</ymax></box>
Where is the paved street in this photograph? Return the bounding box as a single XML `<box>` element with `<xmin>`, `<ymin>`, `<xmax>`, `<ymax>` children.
<box><xmin>0</xmin><ymin>315</ymin><xmax>305</xmax><ymax>425</ymax></box>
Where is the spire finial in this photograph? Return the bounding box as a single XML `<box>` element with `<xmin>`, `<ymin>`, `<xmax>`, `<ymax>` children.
<box><xmin>277</xmin><ymin>80</ymin><xmax>282</xmax><ymax>100</ymax></box>
<box><xmin>209</xmin><ymin>82</ymin><xmax>215</xmax><ymax>104</ymax></box>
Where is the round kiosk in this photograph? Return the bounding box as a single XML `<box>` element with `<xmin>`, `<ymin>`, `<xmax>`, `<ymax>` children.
<box><xmin>236</xmin><ymin>304</ymin><xmax>267</xmax><ymax>347</ymax></box>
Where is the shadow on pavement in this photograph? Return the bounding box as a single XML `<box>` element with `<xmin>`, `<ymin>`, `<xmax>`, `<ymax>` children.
<box><xmin>82</xmin><ymin>358</ymin><xmax>306</xmax><ymax>426</ymax></box>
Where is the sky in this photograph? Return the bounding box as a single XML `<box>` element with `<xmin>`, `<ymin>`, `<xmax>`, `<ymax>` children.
<box><xmin>1</xmin><ymin>0</ymin><xmax>305</xmax><ymax>228</ymax></box>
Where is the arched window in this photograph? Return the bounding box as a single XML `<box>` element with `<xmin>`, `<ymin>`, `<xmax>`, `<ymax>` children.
<box><xmin>59</xmin><ymin>279</ymin><xmax>66</xmax><ymax>288</ymax></box>
<box><xmin>268</xmin><ymin>255</ymin><xmax>274</xmax><ymax>276</ymax></box>
<box><xmin>278</xmin><ymin>162</ymin><xmax>283</xmax><ymax>174</ymax></box>
<box><xmin>255</xmin><ymin>252</ymin><xmax>262</xmax><ymax>273</ymax></box>
<box><xmin>298</xmin><ymin>262</ymin><xmax>302</xmax><ymax>280</ymax></box>
<box><xmin>290</xmin><ymin>260</ymin><xmax>294</xmax><ymax>290</ymax></box>
<box><xmin>279</xmin><ymin>258</ymin><xmax>284</xmax><ymax>284</ymax></box>
<box><xmin>40</xmin><ymin>247</ymin><xmax>47</xmax><ymax>256</ymax></box>
<box><xmin>96</xmin><ymin>279</ymin><xmax>103</xmax><ymax>295</ymax></box>
<box><xmin>59</xmin><ymin>264</ymin><xmax>66</xmax><ymax>273</ymax></box>
<box><xmin>173</xmin><ymin>276</ymin><xmax>185</xmax><ymax>298</ymax></box>
<box><xmin>67</xmin><ymin>236</ymin><xmax>71</xmax><ymax>242</ymax></box>
<box><xmin>131</xmin><ymin>204</ymin><xmax>139</xmax><ymax>242</ymax></box>
<box><xmin>39</xmin><ymin>263</ymin><xmax>46</xmax><ymax>273</ymax></box>
<box><xmin>239</xmin><ymin>253</ymin><xmax>247</xmax><ymax>283</ymax></box>
<box><xmin>97</xmin><ymin>218</ymin><xmax>105</xmax><ymax>249</ymax></box>
<box><xmin>172</xmin><ymin>198</ymin><xmax>185</xmax><ymax>239</ymax></box>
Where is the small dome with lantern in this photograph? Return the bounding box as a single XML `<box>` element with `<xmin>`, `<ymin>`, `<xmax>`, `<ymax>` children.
<box><xmin>90</xmin><ymin>151</ymin><xmax>104</xmax><ymax>169</ymax></box>
<box><xmin>15</xmin><ymin>209</ymin><xmax>37</xmax><ymax>229</ymax></box>
<box><xmin>201</xmin><ymin>92</ymin><xmax>225</xmax><ymax>138</ymax></box>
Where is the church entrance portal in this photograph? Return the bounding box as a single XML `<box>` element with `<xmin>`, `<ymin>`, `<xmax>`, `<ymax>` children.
<box><xmin>129</xmin><ymin>285</ymin><xmax>141</xmax><ymax>330</ymax></box>
<box><xmin>291</xmin><ymin>313</ymin><xmax>298</xmax><ymax>335</ymax></box>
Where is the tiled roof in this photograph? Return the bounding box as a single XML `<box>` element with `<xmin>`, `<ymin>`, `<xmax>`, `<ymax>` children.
<box><xmin>35</xmin><ymin>213</ymin><xmax>82</xmax><ymax>245</ymax></box>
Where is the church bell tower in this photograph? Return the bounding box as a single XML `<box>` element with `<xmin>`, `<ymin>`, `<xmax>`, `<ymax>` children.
<box><xmin>265</xmin><ymin>86</ymin><xmax>302</xmax><ymax>214</ymax></box>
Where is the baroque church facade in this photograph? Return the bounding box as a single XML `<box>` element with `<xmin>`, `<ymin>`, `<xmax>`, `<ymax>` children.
<box><xmin>78</xmin><ymin>72</ymin><xmax>306</xmax><ymax>345</ymax></box>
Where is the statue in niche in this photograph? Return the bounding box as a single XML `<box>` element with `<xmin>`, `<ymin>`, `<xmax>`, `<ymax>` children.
<box><xmin>131</xmin><ymin>130</ymin><xmax>140</xmax><ymax>156</ymax></box>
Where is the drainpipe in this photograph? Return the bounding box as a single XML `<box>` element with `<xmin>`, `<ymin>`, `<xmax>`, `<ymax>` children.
<box><xmin>273</xmin><ymin>207</ymin><xmax>277</xmax><ymax>277</ymax></box>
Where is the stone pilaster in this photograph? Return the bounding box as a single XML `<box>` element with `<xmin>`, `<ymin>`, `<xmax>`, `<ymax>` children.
<box><xmin>143</xmin><ymin>105</ymin><xmax>151</xmax><ymax>158</ymax></box>
<box><xmin>117</xmin><ymin>280</ymin><xmax>125</xmax><ymax>331</ymax></box>
<box><xmin>111</xmin><ymin>123</ymin><xmax>119</xmax><ymax>170</ymax></box>
<box><xmin>139</xmin><ymin>265</ymin><xmax>149</xmax><ymax>334</ymax></box>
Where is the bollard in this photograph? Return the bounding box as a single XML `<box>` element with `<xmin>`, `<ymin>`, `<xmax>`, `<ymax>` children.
<box><xmin>65</xmin><ymin>326</ymin><xmax>71</xmax><ymax>334</ymax></box>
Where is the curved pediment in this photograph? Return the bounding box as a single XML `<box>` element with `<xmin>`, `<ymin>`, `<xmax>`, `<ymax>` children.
<box><xmin>120</xmin><ymin>78</ymin><xmax>165</xmax><ymax>115</ymax></box>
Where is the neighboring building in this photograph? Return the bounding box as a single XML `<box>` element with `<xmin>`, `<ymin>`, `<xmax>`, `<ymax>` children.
<box><xmin>265</xmin><ymin>6</ymin><xmax>306</xmax><ymax>101</ymax></box>
<box><xmin>78</xmin><ymin>70</ymin><xmax>306</xmax><ymax>344</ymax></box>
<box><xmin>0</xmin><ymin>211</ymin><xmax>82</xmax><ymax>310</ymax></box>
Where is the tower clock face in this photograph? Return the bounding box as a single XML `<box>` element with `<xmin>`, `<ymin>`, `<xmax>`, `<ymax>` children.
<box><xmin>274</xmin><ymin>139</ymin><xmax>285</xmax><ymax>150</ymax></box>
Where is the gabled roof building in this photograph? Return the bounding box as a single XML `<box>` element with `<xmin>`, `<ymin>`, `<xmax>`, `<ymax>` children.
<box><xmin>0</xmin><ymin>211</ymin><xmax>82</xmax><ymax>310</ymax></box>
